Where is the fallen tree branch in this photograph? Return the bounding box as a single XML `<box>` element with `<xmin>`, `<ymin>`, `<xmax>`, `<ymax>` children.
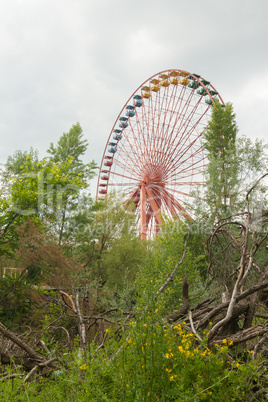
<box><xmin>0</xmin><ymin>321</ymin><xmax>57</xmax><ymax>369</ymax></box>
<box><xmin>23</xmin><ymin>366</ymin><xmax>38</xmax><ymax>383</ymax></box>
<box><xmin>189</xmin><ymin>311</ymin><xmax>203</xmax><ymax>342</ymax></box>
<box><xmin>0</xmin><ymin>373</ymin><xmax>24</xmax><ymax>381</ymax></box>
<box><xmin>197</xmin><ymin>281</ymin><xmax>268</xmax><ymax>330</ymax></box>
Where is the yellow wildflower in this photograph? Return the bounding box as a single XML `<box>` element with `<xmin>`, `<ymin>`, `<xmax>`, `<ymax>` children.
<box><xmin>222</xmin><ymin>339</ymin><xmax>227</xmax><ymax>344</ymax></box>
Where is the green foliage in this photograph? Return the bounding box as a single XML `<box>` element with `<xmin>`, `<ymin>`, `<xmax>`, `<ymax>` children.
<box><xmin>69</xmin><ymin>193</ymin><xmax>148</xmax><ymax>292</ymax></box>
<box><xmin>203</xmin><ymin>100</ymin><xmax>237</xmax><ymax>160</ymax></box>
<box><xmin>45</xmin><ymin>123</ymin><xmax>97</xmax><ymax>245</ymax></box>
<box><xmin>4</xmin><ymin>147</ymin><xmax>39</xmax><ymax>176</ymax></box>
<box><xmin>0</xmin><ymin>275</ymin><xmax>36</xmax><ymax>328</ymax></box>
<box><xmin>1</xmin><ymin>314</ymin><xmax>266</xmax><ymax>401</ymax></box>
<box><xmin>193</xmin><ymin>101</ymin><xmax>268</xmax><ymax>222</ymax></box>
<box><xmin>202</xmin><ymin>100</ymin><xmax>238</xmax><ymax>218</ymax></box>
<box><xmin>103</xmin><ymin>235</ymin><xmax>148</xmax><ymax>290</ymax></box>
<box><xmin>135</xmin><ymin>220</ymin><xmax>205</xmax><ymax>310</ymax></box>
<box><xmin>0</xmin><ymin>123</ymin><xmax>97</xmax><ymax>253</ymax></box>
<box><xmin>1</xmin><ymin>114</ymin><xmax>268</xmax><ymax>400</ymax></box>
<box><xmin>47</xmin><ymin>123</ymin><xmax>89</xmax><ymax>170</ymax></box>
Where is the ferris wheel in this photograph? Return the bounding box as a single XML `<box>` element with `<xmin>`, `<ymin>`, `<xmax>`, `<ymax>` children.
<box><xmin>96</xmin><ymin>69</ymin><xmax>224</xmax><ymax>239</ymax></box>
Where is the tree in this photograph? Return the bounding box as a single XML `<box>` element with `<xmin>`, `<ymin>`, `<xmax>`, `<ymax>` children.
<box><xmin>194</xmin><ymin>100</ymin><xmax>268</xmax><ymax>221</ymax></box>
<box><xmin>46</xmin><ymin>123</ymin><xmax>97</xmax><ymax>245</ymax></box>
<box><xmin>47</xmin><ymin>123</ymin><xmax>90</xmax><ymax>171</ymax></box>
<box><xmin>0</xmin><ymin>123</ymin><xmax>97</xmax><ymax>254</ymax></box>
<box><xmin>4</xmin><ymin>147</ymin><xmax>39</xmax><ymax>176</ymax></box>
<box><xmin>203</xmin><ymin>100</ymin><xmax>238</xmax><ymax>218</ymax></box>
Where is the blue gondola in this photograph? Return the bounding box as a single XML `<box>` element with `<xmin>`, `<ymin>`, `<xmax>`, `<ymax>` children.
<box><xmin>114</xmin><ymin>129</ymin><xmax>122</xmax><ymax>134</ymax></box>
<box><xmin>119</xmin><ymin>122</ymin><xmax>128</xmax><ymax>128</ymax></box>
<box><xmin>108</xmin><ymin>142</ymin><xmax>117</xmax><ymax>146</ymax></box>
<box><xmin>113</xmin><ymin>134</ymin><xmax>122</xmax><ymax>140</ymax></box>
<box><xmin>126</xmin><ymin>109</ymin><xmax>135</xmax><ymax>117</ymax></box>
<box><xmin>133</xmin><ymin>94</ymin><xmax>142</xmax><ymax>107</ymax></box>
<box><xmin>108</xmin><ymin>147</ymin><xmax>117</xmax><ymax>153</ymax></box>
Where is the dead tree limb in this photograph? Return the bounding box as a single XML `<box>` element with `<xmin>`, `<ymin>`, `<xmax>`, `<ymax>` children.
<box><xmin>0</xmin><ymin>321</ymin><xmax>57</xmax><ymax>369</ymax></box>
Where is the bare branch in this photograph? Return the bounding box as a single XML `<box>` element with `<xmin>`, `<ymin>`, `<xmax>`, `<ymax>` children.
<box><xmin>189</xmin><ymin>311</ymin><xmax>203</xmax><ymax>341</ymax></box>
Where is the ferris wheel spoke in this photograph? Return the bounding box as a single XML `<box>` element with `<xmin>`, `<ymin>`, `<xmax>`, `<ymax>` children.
<box><xmin>165</xmin><ymin>186</ymin><xmax>202</xmax><ymax>200</ymax></box>
<box><xmin>108</xmin><ymin>182</ymin><xmax>139</xmax><ymax>188</ymax></box>
<box><xmin>113</xmin><ymin>153</ymin><xmax>142</xmax><ymax>178</ymax></box>
<box><xmin>167</xmin><ymin>142</ymin><xmax>206</xmax><ymax>177</ymax></box>
<box><xmin>164</xmin><ymin>101</ymin><xmax>206</xmax><ymax>169</ymax></box>
<box><xmin>127</xmin><ymin>119</ymin><xmax>146</xmax><ymax>164</ymax></box>
<box><xmin>128</xmin><ymin>106</ymin><xmax>154</xmax><ymax>169</ymax></box>
<box><xmin>165</xmin><ymin>129</ymin><xmax>206</xmax><ymax>175</ymax></box>
<box><xmin>164</xmin><ymin>87</ymin><xmax>195</xmax><ymax>149</ymax></box>
<box><xmin>168</xmin><ymin>154</ymin><xmax>207</xmax><ymax>181</ymax></box>
<box><xmin>167</xmin><ymin>170</ymin><xmax>204</xmax><ymax>184</ymax></box>
<box><xmin>125</xmin><ymin>187</ymin><xmax>140</xmax><ymax>206</ymax></box>
<box><xmin>173</xmin><ymin>105</ymin><xmax>209</xmax><ymax>159</ymax></box>
<box><xmin>155</xmin><ymin>88</ymin><xmax>197</xmax><ymax>169</ymax></box>
<box><xmin>111</xmin><ymin>156</ymin><xmax>142</xmax><ymax>179</ymax></box>
<box><xmin>162</xmin><ymin>188</ymin><xmax>192</xmax><ymax>220</ymax></box>
<box><xmin>153</xmin><ymin>85</ymin><xmax>185</xmax><ymax>158</ymax></box>
<box><xmin>108</xmin><ymin>170</ymin><xmax>141</xmax><ymax>183</ymax></box>
<box><xmin>154</xmin><ymin>85</ymin><xmax>177</xmax><ymax>152</ymax></box>
<box><xmin>116</xmin><ymin>140</ymin><xmax>144</xmax><ymax>173</ymax></box>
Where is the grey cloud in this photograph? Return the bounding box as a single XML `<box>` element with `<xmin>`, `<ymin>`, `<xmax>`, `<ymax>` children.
<box><xmin>0</xmin><ymin>0</ymin><xmax>267</xmax><ymax>172</ymax></box>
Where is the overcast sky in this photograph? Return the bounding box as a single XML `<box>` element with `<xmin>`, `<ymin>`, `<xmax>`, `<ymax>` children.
<box><xmin>1</xmin><ymin>0</ymin><xmax>267</xmax><ymax>182</ymax></box>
